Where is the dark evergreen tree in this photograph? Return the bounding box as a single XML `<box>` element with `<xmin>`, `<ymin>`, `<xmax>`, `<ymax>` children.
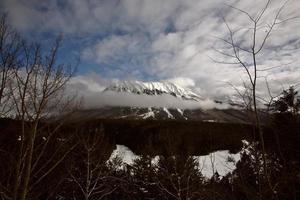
<box><xmin>272</xmin><ymin>86</ymin><xmax>300</xmax><ymax>115</ymax></box>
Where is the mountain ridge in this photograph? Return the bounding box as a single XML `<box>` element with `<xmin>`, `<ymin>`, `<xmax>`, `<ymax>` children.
<box><xmin>103</xmin><ymin>80</ymin><xmax>202</xmax><ymax>101</ymax></box>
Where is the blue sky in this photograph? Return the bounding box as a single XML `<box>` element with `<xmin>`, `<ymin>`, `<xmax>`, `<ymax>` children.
<box><xmin>1</xmin><ymin>0</ymin><xmax>300</xmax><ymax>102</ymax></box>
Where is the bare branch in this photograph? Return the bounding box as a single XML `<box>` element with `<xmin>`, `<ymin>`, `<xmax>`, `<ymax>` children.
<box><xmin>257</xmin><ymin>61</ymin><xmax>293</xmax><ymax>72</ymax></box>
<box><xmin>255</xmin><ymin>0</ymin><xmax>272</xmax><ymax>22</ymax></box>
<box><xmin>225</xmin><ymin>4</ymin><xmax>255</xmax><ymax>22</ymax></box>
<box><xmin>208</xmin><ymin>55</ymin><xmax>240</xmax><ymax>65</ymax></box>
<box><xmin>255</xmin><ymin>0</ymin><xmax>292</xmax><ymax>54</ymax></box>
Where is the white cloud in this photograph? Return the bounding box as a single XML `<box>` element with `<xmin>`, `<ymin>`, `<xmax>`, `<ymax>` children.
<box><xmin>80</xmin><ymin>91</ymin><xmax>229</xmax><ymax>110</ymax></box>
<box><xmin>165</xmin><ymin>77</ymin><xmax>195</xmax><ymax>88</ymax></box>
<box><xmin>2</xmin><ymin>0</ymin><xmax>300</xmax><ymax>101</ymax></box>
<box><xmin>82</xmin><ymin>34</ymin><xmax>148</xmax><ymax>64</ymax></box>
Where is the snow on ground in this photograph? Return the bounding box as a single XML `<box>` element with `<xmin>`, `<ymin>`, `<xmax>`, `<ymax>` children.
<box><xmin>194</xmin><ymin>150</ymin><xmax>240</xmax><ymax>178</ymax></box>
<box><xmin>109</xmin><ymin>144</ymin><xmax>241</xmax><ymax>178</ymax></box>
<box><xmin>109</xmin><ymin>145</ymin><xmax>139</xmax><ymax>165</ymax></box>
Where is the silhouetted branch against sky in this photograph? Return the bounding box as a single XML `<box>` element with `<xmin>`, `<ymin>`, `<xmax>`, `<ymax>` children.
<box><xmin>1</xmin><ymin>0</ymin><xmax>299</xmax><ymax>106</ymax></box>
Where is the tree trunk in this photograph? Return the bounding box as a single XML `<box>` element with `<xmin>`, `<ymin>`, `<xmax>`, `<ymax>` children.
<box><xmin>19</xmin><ymin>122</ymin><xmax>38</xmax><ymax>200</ymax></box>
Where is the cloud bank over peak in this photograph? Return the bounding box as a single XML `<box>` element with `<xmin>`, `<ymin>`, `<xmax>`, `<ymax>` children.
<box><xmin>81</xmin><ymin>91</ymin><xmax>228</xmax><ymax>110</ymax></box>
<box><xmin>67</xmin><ymin>75</ymin><xmax>229</xmax><ymax>110</ymax></box>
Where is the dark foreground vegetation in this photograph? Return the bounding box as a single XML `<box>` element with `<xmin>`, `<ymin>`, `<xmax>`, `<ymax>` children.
<box><xmin>0</xmin><ymin>111</ymin><xmax>299</xmax><ymax>200</ymax></box>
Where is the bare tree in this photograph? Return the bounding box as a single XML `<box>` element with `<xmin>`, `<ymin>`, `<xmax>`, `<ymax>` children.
<box><xmin>214</xmin><ymin>0</ymin><xmax>297</xmax><ymax>198</ymax></box>
<box><xmin>66</xmin><ymin>125</ymin><xmax>121</xmax><ymax>200</ymax></box>
<box><xmin>214</xmin><ymin>0</ymin><xmax>292</xmax><ymax>172</ymax></box>
<box><xmin>0</xmin><ymin>14</ymin><xmax>22</xmax><ymax>117</ymax></box>
<box><xmin>6</xmin><ymin>35</ymin><xmax>76</xmax><ymax>200</ymax></box>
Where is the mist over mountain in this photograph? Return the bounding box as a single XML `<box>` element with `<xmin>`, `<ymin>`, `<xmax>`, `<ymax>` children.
<box><xmin>64</xmin><ymin>80</ymin><xmax>253</xmax><ymax>122</ymax></box>
<box><xmin>71</xmin><ymin>80</ymin><xmax>232</xmax><ymax>110</ymax></box>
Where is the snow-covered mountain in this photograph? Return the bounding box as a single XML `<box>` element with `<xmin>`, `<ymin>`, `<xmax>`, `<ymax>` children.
<box><xmin>67</xmin><ymin>80</ymin><xmax>253</xmax><ymax>122</ymax></box>
<box><xmin>104</xmin><ymin>80</ymin><xmax>202</xmax><ymax>101</ymax></box>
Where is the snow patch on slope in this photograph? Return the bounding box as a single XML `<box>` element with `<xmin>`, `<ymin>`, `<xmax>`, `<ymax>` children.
<box><xmin>163</xmin><ymin>107</ymin><xmax>174</xmax><ymax>119</ymax></box>
<box><xmin>140</xmin><ymin>107</ymin><xmax>155</xmax><ymax>119</ymax></box>
<box><xmin>177</xmin><ymin>108</ymin><xmax>184</xmax><ymax>115</ymax></box>
<box><xmin>177</xmin><ymin>108</ymin><xmax>187</xmax><ymax>120</ymax></box>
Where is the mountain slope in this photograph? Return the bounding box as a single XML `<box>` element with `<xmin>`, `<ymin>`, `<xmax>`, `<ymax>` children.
<box><xmin>69</xmin><ymin>106</ymin><xmax>253</xmax><ymax>123</ymax></box>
